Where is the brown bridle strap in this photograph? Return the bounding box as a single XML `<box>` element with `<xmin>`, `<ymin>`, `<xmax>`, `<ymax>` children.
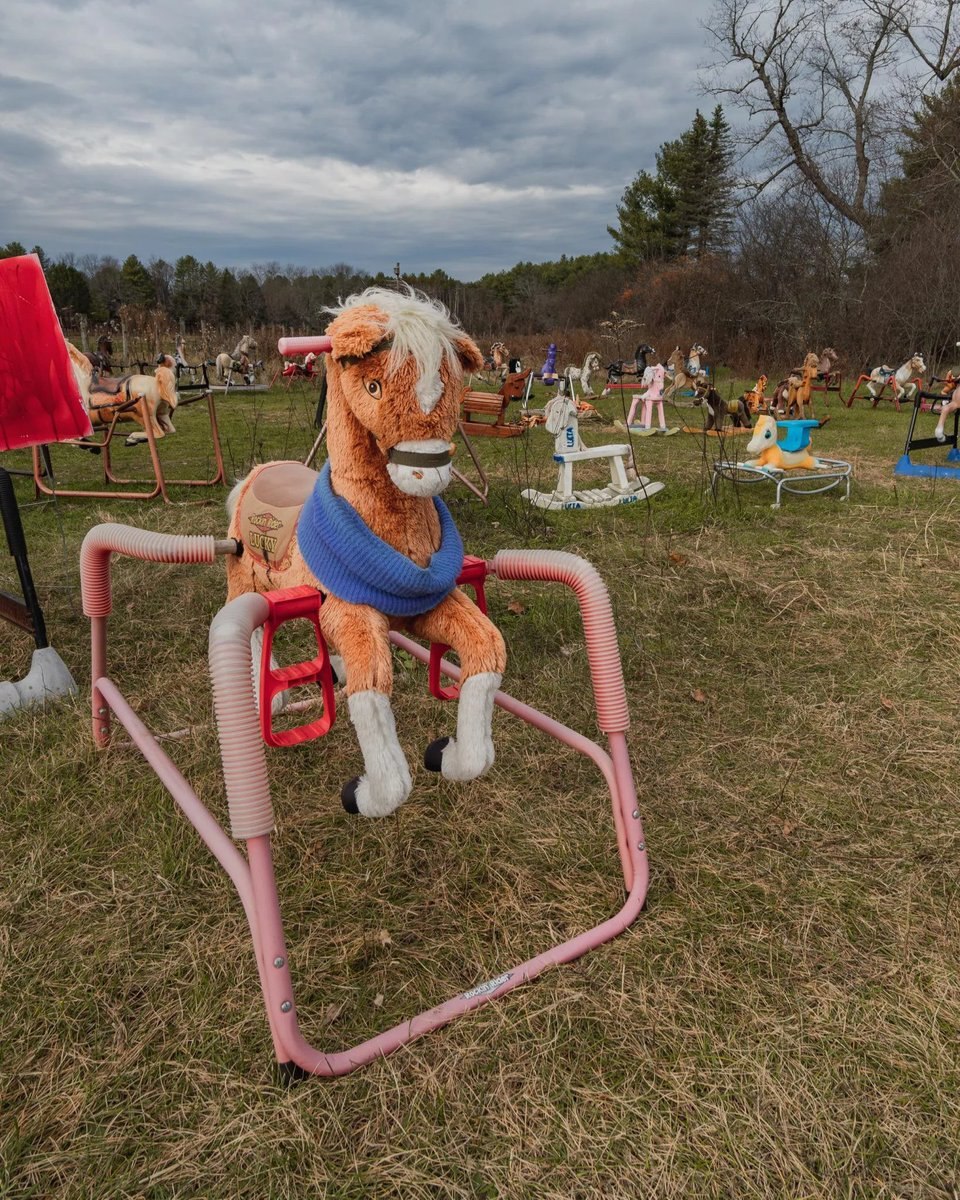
<box><xmin>336</xmin><ymin>337</ymin><xmax>394</xmax><ymax>368</ymax></box>
<box><xmin>387</xmin><ymin>444</ymin><xmax>456</xmax><ymax>468</ymax></box>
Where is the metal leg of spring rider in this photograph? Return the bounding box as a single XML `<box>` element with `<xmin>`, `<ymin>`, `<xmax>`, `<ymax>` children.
<box><xmin>81</xmin><ymin>528</ymin><xmax>648</xmax><ymax>1079</ymax></box>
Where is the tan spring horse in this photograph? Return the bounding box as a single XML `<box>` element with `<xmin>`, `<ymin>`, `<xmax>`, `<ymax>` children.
<box><xmin>225</xmin><ymin>287</ymin><xmax>506</xmax><ymax>818</ymax></box>
<box><xmin>65</xmin><ymin>340</ymin><xmax>178</xmax><ymax>446</ymax></box>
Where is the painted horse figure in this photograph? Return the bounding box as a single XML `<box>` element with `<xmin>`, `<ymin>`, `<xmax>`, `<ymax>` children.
<box><xmin>66</xmin><ymin>340</ymin><xmax>179</xmax><ymax>446</ymax></box>
<box><xmin>564</xmin><ymin>351</ymin><xmax>602</xmax><ymax>397</ymax></box>
<box><xmin>664</xmin><ymin>344</ymin><xmax>707</xmax><ymax>399</ymax></box>
<box><xmin>225</xmin><ymin>288</ymin><xmax>506</xmax><ymax>819</ymax></box>
<box><xmin>480</xmin><ymin>341</ymin><xmax>509</xmax><ymax>381</ymax></box>
<box><xmin>605</xmin><ymin>343</ymin><xmax>655</xmax><ymax>385</ymax></box>
<box><xmin>867</xmin><ymin>354</ymin><xmax>926</xmax><ymax>404</ymax></box>
<box><xmin>216</xmin><ymin>334</ymin><xmax>259</xmax><ymax>383</ymax></box>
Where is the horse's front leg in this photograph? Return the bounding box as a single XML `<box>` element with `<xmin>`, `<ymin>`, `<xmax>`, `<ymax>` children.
<box><xmin>320</xmin><ymin>596</ymin><xmax>410</xmax><ymax>818</ymax></box>
<box><xmin>407</xmin><ymin>589</ymin><xmax>507</xmax><ymax>782</ymax></box>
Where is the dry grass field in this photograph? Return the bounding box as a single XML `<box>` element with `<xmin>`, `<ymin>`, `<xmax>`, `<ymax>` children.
<box><xmin>1</xmin><ymin>374</ymin><xmax>958</xmax><ymax>1198</ymax></box>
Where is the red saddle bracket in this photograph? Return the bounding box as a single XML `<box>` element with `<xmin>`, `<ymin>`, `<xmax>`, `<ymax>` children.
<box><xmin>259</xmin><ymin>586</ymin><xmax>336</xmax><ymax>747</ymax></box>
<box><xmin>428</xmin><ymin>556</ymin><xmax>489</xmax><ymax>701</ymax></box>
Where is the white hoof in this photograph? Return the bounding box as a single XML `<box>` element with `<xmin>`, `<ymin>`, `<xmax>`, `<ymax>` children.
<box><xmin>345</xmin><ymin>690</ymin><xmax>412</xmax><ymax>817</ymax></box>
<box><xmin>439</xmin><ymin>671</ymin><xmax>501</xmax><ymax>782</ymax></box>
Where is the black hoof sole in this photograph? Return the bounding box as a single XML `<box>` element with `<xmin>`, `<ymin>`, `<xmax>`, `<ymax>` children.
<box><xmin>423</xmin><ymin>737</ymin><xmax>450</xmax><ymax>772</ymax></box>
<box><xmin>341</xmin><ymin>777</ymin><xmax>360</xmax><ymax>814</ymax></box>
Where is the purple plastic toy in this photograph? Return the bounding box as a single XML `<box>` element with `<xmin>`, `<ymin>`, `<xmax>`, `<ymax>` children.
<box><xmin>538</xmin><ymin>343</ymin><xmax>559</xmax><ymax>383</ymax></box>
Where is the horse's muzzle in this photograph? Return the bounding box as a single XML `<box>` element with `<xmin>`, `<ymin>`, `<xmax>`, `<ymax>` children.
<box><xmin>386</xmin><ymin>439</ymin><xmax>456</xmax><ymax>497</ymax></box>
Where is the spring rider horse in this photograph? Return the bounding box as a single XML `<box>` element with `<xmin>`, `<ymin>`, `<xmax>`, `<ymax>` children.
<box><xmin>712</xmin><ymin>415</ymin><xmax>852</xmax><ymax>507</ymax></box>
<box><xmin>79</xmin><ymin>286</ymin><xmax>649</xmax><ymax>1076</ymax></box>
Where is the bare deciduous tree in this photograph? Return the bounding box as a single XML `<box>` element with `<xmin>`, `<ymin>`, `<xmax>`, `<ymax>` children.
<box><xmin>702</xmin><ymin>0</ymin><xmax>960</xmax><ymax>230</ymax></box>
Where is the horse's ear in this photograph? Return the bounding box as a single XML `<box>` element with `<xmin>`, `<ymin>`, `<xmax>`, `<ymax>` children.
<box><xmin>454</xmin><ymin>334</ymin><xmax>484</xmax><ymax>373</ymax></box>
<box><xmin>327</xmin><ymin>305</ymin><xmax>386</xmax><ymax>363</ymax></box>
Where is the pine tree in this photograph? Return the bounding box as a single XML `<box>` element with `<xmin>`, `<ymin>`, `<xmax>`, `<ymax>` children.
<box><xmin>121</xmin><ymin>254</ymin><xmax>154</xmax><ymax>306</ymax></box>
<box><xmin>609</xmin><ymin>106</ymin><xmax>735</xmax><ymax>264</ymax></box>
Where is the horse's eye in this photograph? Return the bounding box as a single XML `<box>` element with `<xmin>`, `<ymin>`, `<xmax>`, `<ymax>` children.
<box><xmin>367</xmin><ymin>380</ymin><xmax>382</xmax><ymax>399</ymax></box>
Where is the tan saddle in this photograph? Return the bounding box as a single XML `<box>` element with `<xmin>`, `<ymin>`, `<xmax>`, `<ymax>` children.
<box><xmin>238</xmin><ymin>461</ymin><xmax>318</xmax><ymax>569</ymax></box>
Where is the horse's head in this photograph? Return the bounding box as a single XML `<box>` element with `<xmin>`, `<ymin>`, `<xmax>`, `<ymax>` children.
<box><xmin>690</xmin><ymin>343</ymin><xmax>706</xmax><ymax>358</ymax></box>
<box><xmin>747</xmin><ymin>414</ymin><xmax>778</xmax><ymax>455</ymax></box>
<box><xmin>909</xmin><ymin>353</ymin><xmax>926</xmax><ymax>374</ymax></box>
<box><xmin>544</xmin><ymin>391</ymin><xmax>576</xmax><ymax>435</ymax></box>
<box><xmin>803</xmin><ymin>351</ymin><xmax>820</xmax><ymax>371</ymax></box>
<box><xmin>325</xmin><ymin>287</ymin><xmax>483</xmax><ymax>497</ymax></box>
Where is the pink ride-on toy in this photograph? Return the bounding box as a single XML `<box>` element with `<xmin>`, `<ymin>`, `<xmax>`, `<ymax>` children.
<box><xmin>80</xmin><ymin>527</ymin><xmax>649</xmax><ymax>1081</ymax></box>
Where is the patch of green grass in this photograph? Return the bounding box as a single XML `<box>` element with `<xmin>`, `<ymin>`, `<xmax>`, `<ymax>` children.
<box><xmin>1</xmin><ymin>379</ymin><xmax>959</xmax><ymax>1198</ymax></box>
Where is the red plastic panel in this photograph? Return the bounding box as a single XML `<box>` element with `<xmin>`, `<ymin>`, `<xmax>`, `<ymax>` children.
<box><xmin>0</xmin><ymin>254</ymin><xmax>92</xmax><ymax>451</ymax></box>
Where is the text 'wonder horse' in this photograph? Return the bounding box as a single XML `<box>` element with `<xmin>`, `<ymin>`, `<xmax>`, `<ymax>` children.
<box><xmin>226</xmin><ymin>288</ymin><xmax>505</xmax><ymax>818</ymax></box>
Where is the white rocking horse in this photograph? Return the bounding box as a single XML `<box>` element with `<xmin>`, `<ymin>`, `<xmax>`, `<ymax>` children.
<box><xmin>522</xmin><ymin>389</ymin><xmax>664</xmax><ymax>510</ymax></box>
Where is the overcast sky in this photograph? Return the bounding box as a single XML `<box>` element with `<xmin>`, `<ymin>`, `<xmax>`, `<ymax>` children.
<box><xmin>0</xmin><ymin>0</ymin><xmax>715</xmax><ymax>280</ymax></box>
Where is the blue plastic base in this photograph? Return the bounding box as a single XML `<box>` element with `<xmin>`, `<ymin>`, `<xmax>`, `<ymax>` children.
<box><xmin>894</xmin><ymin>452</ymin><xmax>960</xmax><ymax>479</ymax></box>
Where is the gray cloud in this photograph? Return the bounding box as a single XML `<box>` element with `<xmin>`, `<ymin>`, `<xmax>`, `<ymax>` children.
<box><xmin>0</xmin><ymin>0</ymin><xmax>714</xmax><ymax>278</ymax></box>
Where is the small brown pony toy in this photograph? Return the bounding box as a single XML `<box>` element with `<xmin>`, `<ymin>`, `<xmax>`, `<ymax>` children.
<box><xmin>225</xmin><ymin>288</ymin><xmax>506</xmax><ymax>818</ymax></box>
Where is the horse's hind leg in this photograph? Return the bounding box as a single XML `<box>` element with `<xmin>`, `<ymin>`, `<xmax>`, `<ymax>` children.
<box><xmin>408</xmin><ymin>589</ymin><xmax>506</xmax><ymax>782</ymax></box>
<box><xmin>320</xmin><ymin>597</ymin><xmax>411</xmax><ymax>818</ymax></box>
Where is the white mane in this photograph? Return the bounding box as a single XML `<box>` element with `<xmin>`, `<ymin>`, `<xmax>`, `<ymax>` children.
<box><xmin>326</xmin><ymin>286</ymin><xmax>465</xmax><ymax>410</ymax></box>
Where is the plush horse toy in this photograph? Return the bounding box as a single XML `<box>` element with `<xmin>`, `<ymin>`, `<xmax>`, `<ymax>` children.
<box><xmin>225</xmin><ymin>288</ymin><xmax>505</xmax><ymax>819</ymax></box>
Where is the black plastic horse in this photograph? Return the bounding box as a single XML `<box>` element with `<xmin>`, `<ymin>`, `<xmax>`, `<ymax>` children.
<box><xmin>606</xmin><ymin>344</ymin><xmax>655</xmax><ymax>384</ymax></box>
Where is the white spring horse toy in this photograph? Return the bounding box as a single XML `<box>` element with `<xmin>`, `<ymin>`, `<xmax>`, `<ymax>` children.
<box><xmin>522</xmin><ymin>389</ymin><xmax>664</xmax><ymax>510</ymax></box>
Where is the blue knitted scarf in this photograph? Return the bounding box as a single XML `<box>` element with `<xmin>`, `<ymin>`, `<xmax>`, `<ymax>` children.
<box><xmin>296</xmin><ymin>462</ymin><xmax>464</xmax><ymax>617</ymax></box>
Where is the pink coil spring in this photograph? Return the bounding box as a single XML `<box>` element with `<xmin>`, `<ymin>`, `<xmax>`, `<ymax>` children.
<box><xmin>80</xmin><ymin>526</ymin><xmax>220</xmax><ymax>617</ymax></box>
<box><xmin>491</xmin><ymin>550</ymin><xmax>629</xmax><ymax>734</ymax></box>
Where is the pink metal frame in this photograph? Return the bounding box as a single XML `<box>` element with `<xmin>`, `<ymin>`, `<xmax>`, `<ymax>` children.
<box><xmin>81</xmin><ymin>526</ymin><xmax>648</xmax><ymax>1078</ymax></box>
